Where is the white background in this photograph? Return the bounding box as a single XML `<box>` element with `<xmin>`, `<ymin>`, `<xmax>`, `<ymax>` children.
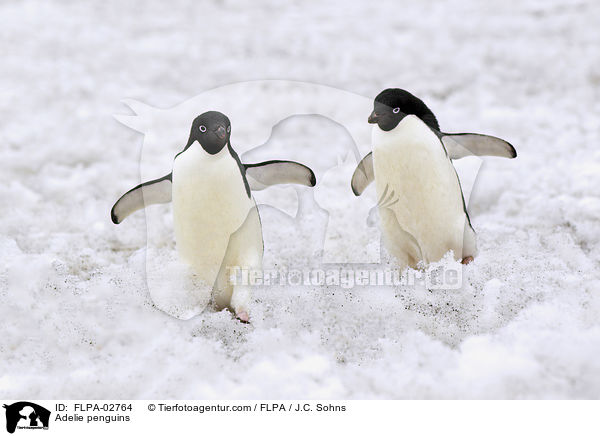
<box><xmin>3</xmin><ymin>401</ymin><xmax>600</xmax><ymax>436</ymax></box>
<box><xmin>1</xmin><ymin>0</ymin><xmax>599</xmax><ymax>399</ymax></box>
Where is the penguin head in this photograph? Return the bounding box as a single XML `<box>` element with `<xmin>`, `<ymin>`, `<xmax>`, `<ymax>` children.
<box><xmin>187</xmin><ymin>111</ymin><xmax>232</xmax><ymax>155</ymax></box>
<box><xmin>368</xmin><ymin>88</ymin><xmax>440</xmax><ymax>132</ymax></box>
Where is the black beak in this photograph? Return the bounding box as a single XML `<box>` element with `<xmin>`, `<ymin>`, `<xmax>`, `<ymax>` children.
<box><xmin>368</xmin><ymin>111</ymin><xmax>378</xmax><ymax>124</ymax></box>
<box><xmin>214</xmin><ymin>125</ymin><xmax>227</xmax><ymax>140</ymax></box>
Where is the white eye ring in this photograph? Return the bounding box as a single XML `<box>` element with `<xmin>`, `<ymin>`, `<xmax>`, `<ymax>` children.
<box><xmin>199</xmin><ymin>125</ymin><xmax>207</xmax><ymax>133</ymax></box>
<box><xmin>393</xmin><ymin>107</ymin><xmax>400</xmax><ymax>114</ymax></box>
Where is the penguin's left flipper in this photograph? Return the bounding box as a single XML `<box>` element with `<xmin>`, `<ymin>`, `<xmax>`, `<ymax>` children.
<box><xmin>440</xmin><ymin>133</ymin><xmax>517</xmax><ymax>160</ymax></box>
<box><xmin>350</xmin><ymin>152</ymin><xmax>374</xmax><ymax>196</ymax></box>
<box><xmin>244</xmin><ymin>161</ymin><xmax>316</xmax><ymax>191</ymax></box>
<box><xmin>111</xmin><ymin>173</ymin><xmax>172</xmax><ymax>224</ymax></box>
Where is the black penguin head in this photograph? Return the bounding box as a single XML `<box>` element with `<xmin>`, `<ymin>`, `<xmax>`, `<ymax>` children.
<box><xmin>187</xmin><ymin>111</ymin><xmax>231</xmax><ymax>155</ymax></box>
<box><xmin>368</xmin><ymin>88</ymin><xmax>440</xmax><ymax>132</ymax></box>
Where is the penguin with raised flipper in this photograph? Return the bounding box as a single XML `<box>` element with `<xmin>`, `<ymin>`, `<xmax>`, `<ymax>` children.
<box><xmin>111</xmin><ymin>111</ymin><xmax>316</xmax><ymax>322</ymax></box>
<box><xmin>351</xmin><ymin>88</ymin><xmax>516</xmax><ymax>268</ymax></box>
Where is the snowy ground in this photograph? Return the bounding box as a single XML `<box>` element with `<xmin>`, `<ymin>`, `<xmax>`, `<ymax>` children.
<box><xmin>1</xmin><ymin>0</ymin><xmax>600</xmax><ymax>399</ymax></box>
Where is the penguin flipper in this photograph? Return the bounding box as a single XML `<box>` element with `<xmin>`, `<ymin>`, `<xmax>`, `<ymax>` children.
<box><xmin>351</xmin><ymin>152</ymin><xmax>374</xmax><ymax>196</ymax></box>
<box><xmin>244</xmin><ymin>161</ymin><xmax>316</xmax><ymax>191</ymax></box>
<box><xmin>441</xmin><ymin>133</ymin><xmax>517</xmax><ymax>160</ymax></box>
<box><xmin>110</xmin><ymin>173</ymin><xmax>172</xmax><ymax>224</ymax></box>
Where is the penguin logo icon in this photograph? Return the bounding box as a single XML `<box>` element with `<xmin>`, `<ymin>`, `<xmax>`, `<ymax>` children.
<box><xmin>2</xmin><ymin>402</ymin><xmax>50</xmax><ymax>434</ymax></box>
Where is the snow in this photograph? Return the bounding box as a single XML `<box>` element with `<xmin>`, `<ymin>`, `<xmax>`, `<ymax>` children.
<box><xmin>1</xmin><ymin>0</ymin><xmax>600</xmax><ymax>399</ymax></box>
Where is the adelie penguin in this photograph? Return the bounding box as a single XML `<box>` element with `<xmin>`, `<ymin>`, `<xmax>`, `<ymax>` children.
<box><xmin>351</xmin><ymin>88</ymin><xmax>516</xmax><ymax>269</ymax></box>
<box><xmin>111</xmin><ymin>111</ymin><xmax>317</xmax><ymax>322</ymax></box>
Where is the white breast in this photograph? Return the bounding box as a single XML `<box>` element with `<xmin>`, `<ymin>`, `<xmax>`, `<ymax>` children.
<box><xmin>372</xmin><ymin>115</ymin><xmax>467</xmax><ymax>265</ymax></box>
<box><xmin>172</xmin><ymin>145</ymin><xmax>255</xmax><ymax>283</ymax></box>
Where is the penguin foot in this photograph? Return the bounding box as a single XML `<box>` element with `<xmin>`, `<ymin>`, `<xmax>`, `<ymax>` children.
<box><xmin>461</xmin><ymin>256</ymin><xmax>474</xmax><ymax>265</ymax></box>
<box><xmin>236</xmin><ymin>311</ymin><xmax>250</xmax><ymax>324</ymax></box>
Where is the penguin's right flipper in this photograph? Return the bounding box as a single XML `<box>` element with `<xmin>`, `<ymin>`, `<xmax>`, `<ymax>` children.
<box><xmin>244</xmin><ymin>161</ymin><xmax>316</xmax><ymax>191</ymax></box>
<box><xmin>441</xmin><ymin>133</ymin><xmax>517</xmax><ymax>160</ymax></box>
<box><xmin>351</xmin><ymin>152</ymin><xmax>374</xmax><ymax>196</ymax></box>
<box><xmin>110</xmin><ymin>173</ymin><xmax>172</xmax><ymax>224</ymax></box>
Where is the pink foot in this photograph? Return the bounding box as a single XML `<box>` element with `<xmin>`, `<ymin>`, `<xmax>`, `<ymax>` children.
<box><xmin>236</xmin><ymin>311</ymin><xmax>250</xmax><ymax>323</ymax></box>
<box><xmin>461</xmin><ymin>256</ymin><xmax>474</xmax><ymax>265</ymax></box>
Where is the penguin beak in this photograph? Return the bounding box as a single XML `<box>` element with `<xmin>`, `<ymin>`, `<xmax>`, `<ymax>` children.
<box><xmin>214</xmin><ymin>125</ymin><xmax>227</xmax><ymax>140</ymax></box>
<box><xmin>368</xmin><ymin>111</ymin><xmax>378</xmax><ymax>124</ymax></box>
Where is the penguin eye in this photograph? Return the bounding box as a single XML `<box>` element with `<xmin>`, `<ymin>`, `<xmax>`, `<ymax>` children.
<box><xmin>199</xmin><ymin>125</ymin><xmax>207</xmax><ymax>133</ymax></box>
<box><xmin>393</xmin><ymin>107</ymin><xmax>400</xmax><ymax>114</ymax></box>
<box><xmin>227</xmin><ymin>126</ymin><xmax>231</xmax><ymax>133</ymax></box>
